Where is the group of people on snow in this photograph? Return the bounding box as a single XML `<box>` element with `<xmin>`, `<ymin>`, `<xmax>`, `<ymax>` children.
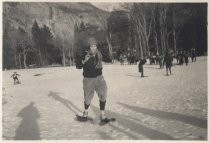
<box><xmin>138</xmin><ymin>48</ymin><xmax>197</xmax><ymax>77</ymax></box>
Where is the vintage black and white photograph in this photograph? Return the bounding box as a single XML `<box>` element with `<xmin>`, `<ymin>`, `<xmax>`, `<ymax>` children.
<box><xmin>2</xmin><ymin>0</ymin><xmax>208</xmax><ymax>140</ymax></box>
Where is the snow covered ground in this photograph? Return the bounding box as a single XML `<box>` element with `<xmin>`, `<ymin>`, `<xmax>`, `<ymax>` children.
<box><xmin>2</xmin><ymin>56</ymin><xmax>207</xmax><ymax>140</ymax></box>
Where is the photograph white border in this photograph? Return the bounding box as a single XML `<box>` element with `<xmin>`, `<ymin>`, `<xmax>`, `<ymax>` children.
<box><xmin>0</xmin><ymin>0</ymin><xmax>209</xmax><ymax>143</ymax></box>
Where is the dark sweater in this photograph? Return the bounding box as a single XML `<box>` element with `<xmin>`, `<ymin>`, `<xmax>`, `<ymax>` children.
<box><xmin>82</xmin><ymin>56</ymin><xmax>102</xmax><ymax>78</ymax></box>
<box><xmin>164</xmin><ymin>54</ymin><xmax>173</xmax><ymax>67</ymax></box>
<box><xmin>138</xmin><ymin>59</ymin><xmax>146</xmax><ymax>72</ymax></box>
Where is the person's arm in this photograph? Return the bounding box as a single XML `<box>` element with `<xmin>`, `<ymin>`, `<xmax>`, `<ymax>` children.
<box><xmin>10</xmin><ymin>74</ymin><xmax>14</xmax><ymax>78</ymax></box>
<box><xmin>17</xmin><ymin>74</ymin><xmax>21</xmax><ymax>76</ymax></box>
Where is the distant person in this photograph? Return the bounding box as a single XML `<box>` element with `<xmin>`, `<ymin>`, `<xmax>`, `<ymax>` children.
<box><xmin>149</xmin><ymin>55</ymin><xmax>155</xmax><ymax>65</ymax></box>
<box><xmin>179</xmin><ymin>51</ymin><xmax>184</xmax><ymax>65</ymax></box>
<box><xmin>164</xmin><ymin>52</ymin><xmax>173</xmax><ymax>76</ymax></box>
<box><xmin>119</xmin><ymin>54</ymin><xmax>124</xmax><ymax>65</ymax></box>
<box><xmin>175</xmin><ymin>51</ymin><xmax>179</xmax><ymax>65</ymax></box>
<box><xmin>159</xmin><ymin>55</ymin><xmax>164</xmax><ymax>69</ymax></box>
<box><xmin>138</xmin><ymin>58</ymin><xmax>147</xmax><ymax>77</ymax></box>
<box><xmin>191</xmin><ymin>48</ymin><xmax>197</xmax><ymax>62</ymax></box>
<box><xmin>10</xmin><ymin>72</ymin><xmax>21</xmax><ymax>85</ymax></box>
<box><xmin>184</xmin><ymin>51</ymin><xmax>189</xmax><ymax>66</ymax></box>
<box><xmin>155</xmin><ymin>54</ymin><xmax>160</xmax><ymax>65</ymax></box>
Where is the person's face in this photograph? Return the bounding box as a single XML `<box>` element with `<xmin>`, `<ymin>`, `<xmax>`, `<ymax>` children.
<box><xmin>90</xmin><ymin>44</ymin><xmax>97</xmax><ymax>54</ymax></box>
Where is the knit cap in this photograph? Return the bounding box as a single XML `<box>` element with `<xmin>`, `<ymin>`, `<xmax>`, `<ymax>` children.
<box><xmin>88</xmin><ymin>37</ymin><xmax>97</xmax><ymax>46</ymax></box>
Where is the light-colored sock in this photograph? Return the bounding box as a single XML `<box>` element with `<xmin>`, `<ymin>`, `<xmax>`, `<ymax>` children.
<box><xmin>83</xmin><ymin>109</ymin><xmax>88</xmax><ymax>117</ymax></box>
<box><xmin>100</xmin><ymin>110</ymin><xmax>105</xmax><ymax>119</ymax></box>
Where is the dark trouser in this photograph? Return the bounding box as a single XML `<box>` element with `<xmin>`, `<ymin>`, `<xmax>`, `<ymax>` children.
<box><xmin>192</xmin><ymin>56</ymin><xmax>196</xmax><ymax>62</ymax></box>
<box><xmin>13</xmin><ymin>77</ymin><xmax>19</xmax><ymax>84</ymax></box>
<box><xmin>139</xmin><ymin>67</ymin><xmax>144</xmax><ymax>77</ymax></box>
<box><xmin>141</xmin><ymin>71</ymin><xmax>144</xmax><ymax>77</ymax></box>
<box><xmin>166</xmin><ymin>66</ymin><xmax>171</xmax><ymax>75</ymax></box>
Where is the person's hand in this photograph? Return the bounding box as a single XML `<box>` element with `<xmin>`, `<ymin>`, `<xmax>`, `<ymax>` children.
<box><xmin>82</xmin><ymin>54</ymin><xmax>91</xmax><ymax>64</ymax></box>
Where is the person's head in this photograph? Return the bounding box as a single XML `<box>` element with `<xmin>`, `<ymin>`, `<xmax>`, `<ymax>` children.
<box><xmin>90</xmin><ymin>44</ymin><xmax>97</xmax><ymax>54</ymax></box>
<box><xmin>88</xmin><ymin>37</ymin><xmax>97</xmax><ymax>54</ymax></box>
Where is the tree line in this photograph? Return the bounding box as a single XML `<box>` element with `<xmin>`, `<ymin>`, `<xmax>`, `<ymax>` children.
<box><xmin>107</xmin><ymin>3</ymin><xmax>207</xmax><ymax>60</ymax></box>
<box><xmin>3</xmin><ymin>3</ymin><xmax>207</xmax><ymax>69</ymax></box>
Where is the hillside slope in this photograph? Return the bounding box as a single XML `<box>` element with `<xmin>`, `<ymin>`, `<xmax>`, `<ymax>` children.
<box><xmin>3</xmin><ymin>2</ymin><xmax>109</xmax><ymax>44</ymax></box>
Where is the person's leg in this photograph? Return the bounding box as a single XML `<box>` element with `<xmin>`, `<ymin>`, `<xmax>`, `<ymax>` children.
<box><xmin>99</xmin><ymin>100</ymin><xmax>106</xmax><ymax>119</ymax></box>
<box><xmin>14</xmin><ymin>77</ymin><xmax>17</xmax><ymax>84</ymax></box>
<box><xmin>83</xmin><ymin>78</ymin><xmax>95</xmax><ymax>117</ymax></box>
<box><xmin>169</xmin><ymin>66</ymin><xmax>172</xmax><ymax>74</ymax></box>
<box><xmin>166</xmin><ymin>66</ymin><xmax>169</xmax><ymax>75</ymax></box>
<box><xmin>16</xmin><ymin>78</ymin><xmax>20</xmax><ymax>83</ymax></box>
<box><xmin>95</xmin><ymin>76</ymin><xmax>107</xmax><ymax>120</ymax></box>
<box><xmin>141</xmin><ymin>70</ymin><xmax>144</xmax><ymax>77</ymax></box>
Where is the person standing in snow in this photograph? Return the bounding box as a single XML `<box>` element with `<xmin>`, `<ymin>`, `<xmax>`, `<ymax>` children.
<box><xmin>76</xmin><ymin>37</ymin><xmax>111</xmax><ymax>123</ymax></box>
<box><xmin>184</xmin><ymin>51</ymin><xmax>189</xmax><ymax>66</ymax></box>
<box><xmin>179</xmin><ymin>51</ymin><xmax>184</xmax><ymax>65</ymax></box>
<box><xmin>164</xmin><ymin>51</ymin><xmax>173</xmax><ymax>76</ymax></box>
<box><xmin>138</xmin><ymin>58</ymin><xmax>147</xmax><ymax>77</ymax></box>
<box><xmin>191</xmin><ymin>48</ymin><xmax>197</xmax><ymax>62</ymax></box>
<box><xmin>119</xmin><ymin>54</ymin><xmax>124</xmax><ymax>65</ymax></box>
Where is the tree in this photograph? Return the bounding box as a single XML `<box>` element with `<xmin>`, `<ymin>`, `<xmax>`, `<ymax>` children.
<box><xmin>98</xmin><ymin>11</ymin><xmax>114</xmax><ymax>62</ymax></box>
<box><xmin>171</xmin><ymin>4</ymin><xmax>193</xmax><ymax>54</ymax></box>
<box><xmin>107</xmin><ymin>10</ymin><xmax>130</xmax><ymax>59</ymax></box>
<box><xmin>40</xmin><ymin>24</ymin><xmax>54</xmax><ymax>65</ymax></box>
<box><xmin>128</xmin><ymin>3</ymin><xmax>155</xmax><ymax>58</ymax></box>
<box><xmin>3</xmin><ymin>27</ymin><xmax>15</xmax><ymax>69</ymax></box>
<box><xmin>31</xmin><ymin>20</ymin><xmax>42</xmax><ymax>65</ymax></box>
<box><xmin>32</xmin><ymin>21</ymin><xmax>55</xmax><ymax>66</ymax></box>
<box><xmin>16</xmin><ymin>27</ymin><xmax>34</xmax><ymax>69</ymax></box>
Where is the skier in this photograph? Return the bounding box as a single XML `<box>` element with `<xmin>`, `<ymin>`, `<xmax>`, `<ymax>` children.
<box><xmin>10</xmin><ymin>72</ymin><xmax>21</xmax><ymax>85</ymax></box>
<box><xmin>164</xmin><ymin>51</ymin><xmax>173</xmax><ymax>76</ymax></box>
<box><xmin>158</xmin><ymin>55</ymin><xmax>164</xmax><ymax>69</ymax></box>
<box><xmin>138</xmin><ymin>58</ymin><xmax>147</xmax><ymax>77</ymax></box>
<box><xmin>184</xmin><ymin>51</ymin><xmax>189</xmax><ymax>66</ymax></box>
<box><xmin>119</xmin><ymin>54</ymin><xmax>124</xmax><ymax>65</ymax></box>
<box><xmin>191</xmin><ymin>48</ymin><xmax>197</xmax><ymax>62</ymax></box>
<box><xmin>76</xmin><ymin>37</ymin><xmax>114</xmax><ymax>124</ymax></box>
<box><xmin>179</xmin><ymin>51</ymin><xmax>184</xmax><ymax>65</ymax></box>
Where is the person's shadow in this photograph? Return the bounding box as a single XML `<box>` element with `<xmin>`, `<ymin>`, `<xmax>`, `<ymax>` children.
<box><xmin>48</xmin><ymin>91</ymin><xmax>81</xmax><ymax>114</ymax></box>
<box><xmin>14</xmin><ymin>102</ymin><xmax>41</xmax><ymax>140</ymax></box>
<box><xmin>91</xmin><ymin>105</ymin><xmax>175</xmax><ymax>140</ymax></box>
<box><xmin>118</xmin><ymin>102</ymin><xmax>207</xmax><ymax>129</ymax></box>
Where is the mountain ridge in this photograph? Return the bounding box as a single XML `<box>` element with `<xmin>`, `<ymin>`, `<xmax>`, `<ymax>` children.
<box><xmin>3</xmin><ymin>2</ymin><xmax>110</xmax><ymax>43</ymax></box>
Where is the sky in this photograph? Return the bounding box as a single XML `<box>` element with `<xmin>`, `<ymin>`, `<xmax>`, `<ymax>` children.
<box><xmin>91</xmin><ymin>2</ymin><xmax>124</xmax><ymax>11</ymax></box>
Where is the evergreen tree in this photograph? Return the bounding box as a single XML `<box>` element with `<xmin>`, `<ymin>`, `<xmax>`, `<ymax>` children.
<box><xmin>31</xmin><ymin>20</ymin><xmax>42</xmax><ymax>65</ymax></box>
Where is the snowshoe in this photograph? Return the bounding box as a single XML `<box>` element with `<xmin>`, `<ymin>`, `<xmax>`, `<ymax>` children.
<box><xmin>99</xmin><ymin>117</ymin><xmax>116</xmax><ymax>126</ymax></box>
<box><xmin>76</xmin><ymin>114</ymin><xmax>88</xmax><ymax>122</ymax></box>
